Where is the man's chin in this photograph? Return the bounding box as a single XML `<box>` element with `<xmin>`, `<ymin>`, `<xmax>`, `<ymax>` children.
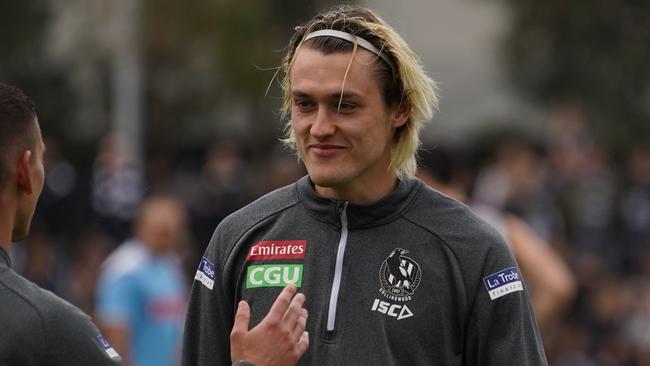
<box><xmin>308</xmin><ymin>174</ymin><xmax>343</xmax><ymax>189</ymax></box>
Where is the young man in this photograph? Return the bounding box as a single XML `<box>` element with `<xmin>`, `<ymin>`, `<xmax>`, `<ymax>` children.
<box><xmin>182</xmin><ymin>5</ymin><xmax>547</xmax><ymax>366</ymax></box>
<box><xmin>0</xmin><ymin>83</ymin><xmax>122</xmax><ymax>365</ymax></box>
<box><xmin>0</xmin><ymin>83</ymin><xmax>308</xmax><ymax>366</ymax></box>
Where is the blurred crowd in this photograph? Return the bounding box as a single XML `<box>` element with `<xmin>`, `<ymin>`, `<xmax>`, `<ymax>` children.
<box><xmin>10</xmin><ymin>102</ymin><xmax>650</xmax><ymax>365</ymax></box>
<box><xmin>420</xmin><ymin>103</ymin><xmax>650</xmax><ymax>365</ymax></box>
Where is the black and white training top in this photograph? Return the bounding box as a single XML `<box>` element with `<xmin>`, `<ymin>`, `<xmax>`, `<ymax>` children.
<box><xmin>0</xmin><ymin>246</ymin><xmax>122</xmax><ymax>366</ymax></box>
<box><xmin>182</xmin><ymin>175</ymin><xmax>548</xmax><ymax>366</ymax></box>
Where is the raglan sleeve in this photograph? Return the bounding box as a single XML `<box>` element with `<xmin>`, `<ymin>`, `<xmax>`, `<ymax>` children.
<box><xmin>463</xmin><ymin>232</ymin><xmax>548</xmax><ymax>365</ymax></box>
<box><xmin>43</xmin><ymin>297</ymin><xmax>123</xmax><ymax>365</ymax></box>
<box><xmin>181</xmin><ymin>225</ymin><xmax>236</xmax><ymax>366</ymax></box>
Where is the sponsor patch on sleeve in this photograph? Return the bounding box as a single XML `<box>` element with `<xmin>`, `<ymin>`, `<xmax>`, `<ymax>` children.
<box><xmin>194</xmin><ymin>256</ymin><xmax>216</xmax><ymax>290</ymax></box>
<box><xmin>97</xmin><ymin>335</ymin><xmax>120</xmax><ymax>359</ymax></box>
<box><xmin>483</xmin><ymin>267</ymin><xmax>524</xmax><ymax>300</ymax></box>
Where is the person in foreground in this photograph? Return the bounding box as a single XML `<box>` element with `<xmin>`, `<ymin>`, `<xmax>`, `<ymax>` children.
<box><xmin>0</xmin><ymin>82</ymin><xmax>308</xmax><ymax>366</ymax></box>
<box><xmin>182</xmin><ymin>5</ymin><xmax>547</xmax><ymax>366</ymax></box>
<box><xmin>0</xmin><ymin>83</ymin><xmax>122</xmax><ymax>365</ymax></box>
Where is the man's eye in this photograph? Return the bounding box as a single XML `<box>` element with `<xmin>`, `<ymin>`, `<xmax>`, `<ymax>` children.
<box><xmin>294</xmin><ymin>100</ymin><xmax>314</xmax><ymax>109</ymax></box>
<box><xmin>337</xmin><ymin>102</ymin><xmax>356</xmax><ymax>112</ymax></box>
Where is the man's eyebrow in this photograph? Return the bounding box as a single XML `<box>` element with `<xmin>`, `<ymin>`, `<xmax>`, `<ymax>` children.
<box><xmin>331</xmin><ymin>92</ymin><xmax>362</xmax><ymax>100</ymax></box>
<box><xmin>291</xmin><ymin>90</ymin><xmax>311</xmax><ymax>98</ymax></box>
<box><xmin>291</xmin><ymin>90</ymin><xmax>362</xmax><ymax>100</ymax></box>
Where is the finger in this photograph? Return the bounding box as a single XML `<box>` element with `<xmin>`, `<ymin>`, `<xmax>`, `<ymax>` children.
<box><xmin>290</xmin><ymin>309</ymin><xmax>308</xmax><ymax>342</ymax></box>
<box><xmin>231</xmin><ymin>300</ymin><xmax>251</xmax><ymax>336</ymax></box>
<box><xmin>264</xmin><ymin>284</ymin><xmax>297</xmax><ymax>323</ymax></box>
<box><xmin>294</xmin><ymin>331</ymin><xmax>309</xmax><ymax>356</ymax></box>
<box><xmin>282</xmin><ymin>292</ymin><xmax>306</xmax><ymax>328</ymax></box>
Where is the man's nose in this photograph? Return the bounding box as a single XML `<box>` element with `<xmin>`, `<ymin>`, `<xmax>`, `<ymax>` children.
<box><xmin>310</xmin><ymin>107</ymin><xmax>336</xmax><ymax>138</ymax></box>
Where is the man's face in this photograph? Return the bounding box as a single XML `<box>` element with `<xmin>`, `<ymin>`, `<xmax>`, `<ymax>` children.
<box><xmin>12</xmin><ymin>120</ymin><xmax>45</xmax><ymax>242</ymax></box>
<box><xmin>290</xmin><ymin>46</ymin><xmax>406</xmax><ymax>200</ymax></box>
<box><xmin>138</xmin><ymin>200</ymin><xmax>187</xmax><ymax>254</ymax></box>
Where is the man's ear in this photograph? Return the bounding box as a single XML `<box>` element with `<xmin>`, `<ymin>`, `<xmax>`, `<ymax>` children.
<box><xmin>391</xmin><ymin>101</ymin><xmax>411</xmax><ymax>128</ymax></box>
<box><xmin>16</xmin><ymin>150</ymin><xmax>33</xmax><ymax>195</ymax></box>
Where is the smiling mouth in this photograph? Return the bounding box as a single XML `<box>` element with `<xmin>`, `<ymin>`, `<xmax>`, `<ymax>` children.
<box><xmin>309</xmin><ymin>144</ymin><xmax>345</xmax><ymax>157</ymax></box>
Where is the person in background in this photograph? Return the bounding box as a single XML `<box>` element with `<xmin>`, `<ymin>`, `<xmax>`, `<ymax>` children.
<box><xmin>96</xmin><ymin>195</ymin><xmax>191</xmax><ymax>366</ymax></box>
<box><xmin>417</xmin><ymin>144</ymin><xmax>575</xmax><ymax>336</ymax></box>
<box><xmin>91</xmin><ymin>134</ymin><xmax>144</xmax><ymax>243</ymax></box>
<box><xmin>188</xmin><ymin>142</ymin><xmax>253</xmax><ymax>252</ymax></box>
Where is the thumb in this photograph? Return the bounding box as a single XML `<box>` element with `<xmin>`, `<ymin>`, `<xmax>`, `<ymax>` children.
<box><xmin>233</xmin><ymin>300</ymin><xmax>251</xmax><ymax>334</ymax></box>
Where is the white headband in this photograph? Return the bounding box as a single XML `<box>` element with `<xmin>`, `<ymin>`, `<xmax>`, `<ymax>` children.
<box><xmin>304</xmin><ymin>29</ymin><xmax>395</xmax><ymax>72</ymax></box>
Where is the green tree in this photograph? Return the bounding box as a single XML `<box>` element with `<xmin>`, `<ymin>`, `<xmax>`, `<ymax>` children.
<box><xmin>497</xmin><ymin>0</ymin><xmax>650</xmax><ymax>149</ymax></box>
<box><xmin>142</xmin><ymin>0</ymin><xmax>340</xmax><ymax>152</ymax></box>
<box><xmin>0</xmin><ymin>0</ymin><xmax>74</xmax><ymax>141</ymax></box>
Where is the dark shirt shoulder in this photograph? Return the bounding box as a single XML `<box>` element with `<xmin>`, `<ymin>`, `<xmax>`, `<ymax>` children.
<box><xmin>405</xmin><ymin>184</ymin><xmax>507</xmax><ymax>252</ymax></box>
<box><xmin>0</xmin><ymin>266</ymin><xmax>121</xmax><ymax>366</ymax></box>
<box><xmin>403</xmin><ymin>185</ymin><xmax>517</xmax><ymax>295</ymax></box>
<box><xmin>0</xmin><ymin>267</ymin><xmax>47</xmax><ymax>365</ymax></box>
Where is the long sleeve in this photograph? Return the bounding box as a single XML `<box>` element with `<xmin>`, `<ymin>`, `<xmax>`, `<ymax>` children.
<box><xmin>43</xmin><ymin>299</ymin><xmax>123</xmax><ymax>366</ymax></box>
<box><xmin>182</xmin><ymin>245</ymin><xmax>234</xmax><ymax>366</ymax></box>
<box><xmin>463</xmin><ymin>243</ymin><xmax>548</xmax><ymax>365</ymax></box>
<box><xmin>1</xmin><ymin>257</ymin><xmax>122</xmax><ymax>366</ymax></box>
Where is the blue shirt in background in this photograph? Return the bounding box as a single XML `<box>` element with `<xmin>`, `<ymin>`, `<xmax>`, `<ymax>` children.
<box><xmin>97</xmin><ymin>240</ymin><xmax>187</xmax><ymax>366</ymax></box>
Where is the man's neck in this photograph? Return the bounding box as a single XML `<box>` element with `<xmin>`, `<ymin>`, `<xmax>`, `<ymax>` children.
<box><xmin>0</xmin><ymin>228</ymin><xmax>13</xmax><ymax>257</ymax></box>
<box><xmin>0</xmin><ymin>195</ymin><xmax>16</xmax><ymax>255</ymax></box>
<box><xmin>314</xmin><ymin>176</ymin><xmax>399</xmax><ymax>205</ymax></box>
<box><xmin>0</xmin><ymin>227</ymin><xmax>13</xmax><ymax>257</ymax></box>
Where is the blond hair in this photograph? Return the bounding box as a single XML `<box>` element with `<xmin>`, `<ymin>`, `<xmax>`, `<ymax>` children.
<box><xmin>277</xmin><ymin>5</ymin><xmax>438</xmax><ymax>179</ymax></box>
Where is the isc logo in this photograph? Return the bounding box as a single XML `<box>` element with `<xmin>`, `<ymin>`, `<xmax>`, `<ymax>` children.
<box><xmin>246</xmin><ymin>264</ymin><xmax>303</xmax><ymax>288</ymax></box>
<box><xmin>371</xmin><ymin>298</ymin><xmax>414</xmax><ymax>320</ymax></box>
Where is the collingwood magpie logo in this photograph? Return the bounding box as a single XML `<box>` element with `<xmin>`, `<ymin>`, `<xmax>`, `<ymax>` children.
<box><xmin>379</xmin><ymin>248</ymin><xmax>421</xmax><ymax>302</ymax></box>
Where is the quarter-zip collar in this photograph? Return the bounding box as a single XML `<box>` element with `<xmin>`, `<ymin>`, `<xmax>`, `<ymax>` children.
<box><xmin>0</xmin><ymin>245</ymin><xmax>11</xmax><ymax>268</ymax></box>
<box><xmin>295</xmin><ymin>175</ymin><xmax>422</xmax><ymax>229</ymax></box>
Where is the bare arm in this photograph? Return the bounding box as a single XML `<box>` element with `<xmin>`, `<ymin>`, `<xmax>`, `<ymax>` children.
<box><xmin>505</xmin><ymin>214</ymin><xmax>576</xmax><ymax>334</ymax></box>
<box><xmin>230</xmin><ymin>284</ymin><xmax>309</xmax><ymax>366</ymax></box>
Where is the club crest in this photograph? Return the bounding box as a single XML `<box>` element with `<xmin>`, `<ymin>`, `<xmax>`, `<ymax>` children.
<box><xmin>379</xmin><ymin>248</ymin><xmax>421</xmax><ymax>302</ymax></box>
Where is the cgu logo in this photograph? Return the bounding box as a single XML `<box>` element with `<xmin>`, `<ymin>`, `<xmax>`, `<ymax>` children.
<box><xmin>371</xmin><ymin>298</ymin><xmax>414</xmax><ymax>320</ymax></box>
<box><xmin>246</xmin><ymin>264</ymin><xmax>303</xmax><ymax>288</ymax></box>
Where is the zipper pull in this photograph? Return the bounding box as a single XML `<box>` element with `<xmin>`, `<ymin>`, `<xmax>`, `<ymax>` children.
<box><xmin>336</xmin><ymin>201</ymin><xmax>349</xmax><ymax>214</ymax></box>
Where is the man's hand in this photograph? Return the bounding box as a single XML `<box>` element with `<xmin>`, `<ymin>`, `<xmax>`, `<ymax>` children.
<box><xmin>230</xmin><ymin>284</ymin><xmax>309</xmax><ymax>366</ymax></box>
